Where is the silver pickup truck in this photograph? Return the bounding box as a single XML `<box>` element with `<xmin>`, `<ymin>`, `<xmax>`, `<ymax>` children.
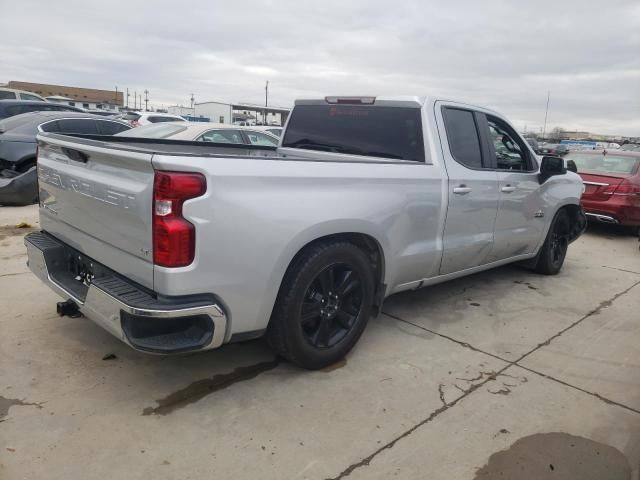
<box><xmin>26</xmin><ymin>96</ymin><xmax>586</xmax><ymax>369</ymax></box>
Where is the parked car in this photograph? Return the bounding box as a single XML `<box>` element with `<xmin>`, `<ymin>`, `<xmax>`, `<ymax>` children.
<box><xmin>0</xmin><ymin>111</ymin><xmax>130</xmax><ymax>172</ymax></box>
<box><xmin>0</xmin><ymin>87</ymin><xmax>47</xmax><ymax>102</ymax></box>
<box><xmin>538</xmin><ymin>143</ymin><xmax>570</xmax><ymax>156</ymax></box>
<box><xmin>621</xmin><ymin>144</ymin><xmax>640</xmax><ymax>152</ymax></box>
<box><xmin>116</xmin><ymin>121</ymin><xmax>280</xmax><ymax>146</ymax></box>
<box><xmin>27</xmin><ymin>95</ymin><xmax>585</xmax><ymax>369</ymax></box>
<box><xmin>119</xmin><ymin>111</ymin><xmax>187</xmax><ymax>127</ymax></box>
<box><xmin>565</xmin><ymin>150</ymin><xmax>640</xmax><ymax>229</ymax></box>
<box><xmin>0</xmin><ymin>100</ymin><xmax>84</xmax><ymax>120</ymax></box>
<box><xmin>250</xmin><ymin>125</ymin><xmax>283</xmax><ymax>137</ymax></box>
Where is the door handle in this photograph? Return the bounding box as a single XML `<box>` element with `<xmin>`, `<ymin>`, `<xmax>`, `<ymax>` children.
<box><xmin>501</xmin><ymin>185</ymin><xmax>516</xmax><ymax>193</ymax></box>
<box><xmin>453</xmin><ymin>185</ymin><xmax>472</xmax><ymax>195</ymax></box>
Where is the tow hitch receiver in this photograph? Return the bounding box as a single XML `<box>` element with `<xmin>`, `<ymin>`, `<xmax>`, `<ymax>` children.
<box><xmin>57</xmin><ymin>299</ymin><xmax>81</xmax><ymax>318</ymax></box>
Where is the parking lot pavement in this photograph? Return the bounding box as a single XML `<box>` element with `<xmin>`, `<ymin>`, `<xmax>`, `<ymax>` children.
<box><xmin>1</xmin><ymin>206</ymin><xmax>640</xmax><ymax>479</ymax></box>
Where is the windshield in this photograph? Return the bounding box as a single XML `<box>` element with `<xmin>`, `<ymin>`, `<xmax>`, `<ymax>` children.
<box><xmin>115</xmin><ymin>122</ymin><xmax>188</xmax><ymax>139</ymax></box>
<box><xmin>282</xmin><ymin>105</ymin><xmax>425</xmax><ymax>161</ymax></box>
<box><xmin>565</xmin><ymin>153</ymin><xmax>639</xmax><ymax>175</ymax></box>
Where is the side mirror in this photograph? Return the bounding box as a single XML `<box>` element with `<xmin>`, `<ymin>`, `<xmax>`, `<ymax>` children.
<box><xmin>539</xmin><ymin>156</ymin><xmax>566</xmax><ymax>183</ymax></box>
<box><xmin>566</xmin><ymin>159</ymin><xmax>578</xmax><ymax>173</ymax></box>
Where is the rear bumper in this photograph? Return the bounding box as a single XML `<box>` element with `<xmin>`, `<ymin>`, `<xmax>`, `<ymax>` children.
<box><xmin>25</xmin><ymin>231</ymin><xmax>227</xmax><ymax>354</ymax></box>
<box><xmin>582</xmin><ymin>199</ymin><xmax>640</xmax><ymax>227</ymax></box>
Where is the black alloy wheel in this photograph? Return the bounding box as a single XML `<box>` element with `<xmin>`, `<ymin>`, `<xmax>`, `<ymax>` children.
<box><xmin>300</xmin><ymin>263</ymin><xmax>364</xmax><ymax>349</ymax></box>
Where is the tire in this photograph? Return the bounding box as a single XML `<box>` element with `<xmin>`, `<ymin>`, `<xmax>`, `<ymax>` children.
<box><xmin>534</xmin><ymin>209</ymin><xmax>571</xmax><ymax>275</ymax></box>
<box><xmin>267</xmin><ymin>241</ymin><xmax>375</xmax><ymax>370</ymax></box>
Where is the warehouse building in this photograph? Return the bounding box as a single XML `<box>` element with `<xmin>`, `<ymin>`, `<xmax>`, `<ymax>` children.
<box><xmin>6</xmin><ymin>81</ymin><xmax>123</xmax><ymax>110</ymax></box>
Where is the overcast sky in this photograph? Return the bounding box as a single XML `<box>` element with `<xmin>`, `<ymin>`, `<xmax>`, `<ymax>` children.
<box><xmin>1</xmin><ymin>0</ymin><xmax>639</xmax><ymax>136</ymax></box>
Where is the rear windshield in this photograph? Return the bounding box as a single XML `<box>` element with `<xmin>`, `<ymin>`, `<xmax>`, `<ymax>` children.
<box><xmin>565</xmin><ymin>153</ymin><xmax>640</xmax><ymax>175</ymax></box>
<box><xmin>282</xmin><ymin>105</ymin><xmax>425</xmax><ymax>162</ymax></box>
<box><xmin>115</xmin><ymin>122</ymin><xmax>188</xmax><ymax>139</ymax></box>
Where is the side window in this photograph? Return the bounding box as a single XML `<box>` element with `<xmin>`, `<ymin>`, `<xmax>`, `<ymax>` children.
<box><xmin>0</xmin><ymin>91</ymin><xmax>16</xmax><ymax>100</ymax></box>
<box><xmin>20</xmin><ymin>93</ymin><xmax>44</xmax><ymax>101</ymax></box>
<box><xmin>6</xmin><ymin>105</ymin><xmax>30</xmax><ymax>116</ymax></box>
<box><xmin>442</xmin><ymin>107</ymin><xmax>483</xmax><ymax>169</ymax></box>
<box><xmin>148</xmin><ymin>116</ymin><xmax>180</xmax><ymax>123</ymax></box>
<box><xmin>40</xmin><ymin>121</ymin><xmax>60</xmax><ymax>132</ymax></box>
<box><xmin>197</xmin><ymin>130</ymin><xmax>244</xmax><ymax>144</ymax></box>
<box><xmin>245</xmin><ymin>131</ymin><xmax>278</xmax><ymax>146</ymax></box>
<box><xmin>487</xmin><ymin>117</ymin><xmax>531</xmax><ymax>171</ymax></box>
<box><xmin>96</xmin><ymin>120</ymin><xmax>130</xmax><ymax>135</ymax></box>
<box><xmin>56</xmin><ymin>119</ymin><xmax>99</xmax><ymax>135</ymax></box>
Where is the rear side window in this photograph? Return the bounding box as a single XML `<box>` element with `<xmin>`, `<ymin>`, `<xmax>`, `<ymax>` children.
<box><xmin>245</xmin><ymin>131</ymin><xmax>278</xmax><ymax>146</ymax></box>
<box><xmin>40</xmin><ymin>121</ymin><xmax>60</xmax><ymax>132</ymax></box>
<box><xmin>56</xmin><ymin>119</ymin><xmax>99</xmax><ymax>134</ymax></box>
<box><xmin>148</xmin><ymin>116</ymin><xmax>184</xmax><ymax>123</ymax></box>
<box><xmin>20</xmin><ymin>93</ymin><xmax>44</xmax><ymax>101</ymax></box>
<box><xmin>442</xmin><ymin>108</ymin><xmax>483</xmax><ymax>169</ymax></box>
<box><xmin>96</xmin><ymin>120</ymin><xmax>130</xmax><ymax>135</ymax></box>
<box><xmin>197</xmin><ymin>130</ymin><xmax>244</xmax><ymax>144</ymax></box>
<box><xmin>282</xmin><ymin>105</ymin><xmax>425</xmax><ymax>162</ymax></box>
<box><xmin>0</xmin><ymin>91</ymin><xmax>17</xmax><ymax>100</ymax></box>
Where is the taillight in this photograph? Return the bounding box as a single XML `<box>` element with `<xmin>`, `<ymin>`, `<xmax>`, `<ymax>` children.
<box><xmin>604</xmin><ymin>179</ymin><xmax>640</xmax><ymax>196</ymax></box>
<box><xmin>153</xmin><ymin>171</ymin><xmax>206</xmax><ymax>267</ymax></box>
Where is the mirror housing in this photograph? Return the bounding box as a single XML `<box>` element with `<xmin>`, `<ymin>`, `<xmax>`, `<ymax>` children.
<box><xmin>566</xmin><ymin>159</ymin><xmax>578</xmax><ymax>173</ymax></box>
<box><xmin>539</xmin><ymin>156</ymin><xmax>566</xmax><ymax>183</ymax></box>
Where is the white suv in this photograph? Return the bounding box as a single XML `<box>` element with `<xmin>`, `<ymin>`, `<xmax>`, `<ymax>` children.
<box><xmin>0</xmin><ymin>87</ymin><xmax>47</xmax><ymax>102</ymax></box>
<box><xmin>120</xmin><ymin>111</ymin><xmax>187</xmax><ymax>127</ymax></box>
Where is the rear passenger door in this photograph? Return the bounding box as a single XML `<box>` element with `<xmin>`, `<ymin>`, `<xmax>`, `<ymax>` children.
<box><xmin>437</xmin><ymin>103</ymin><xmax>499</xmax><ymax>275</ymax></box>
<box><xmin>482</xmin><ymin>115</ymin><xmax>544</xmax><ymax>261</ymax></box>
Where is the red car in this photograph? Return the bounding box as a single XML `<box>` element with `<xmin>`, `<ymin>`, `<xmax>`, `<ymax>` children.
<box><xmin>564</xmin><ymin>150</ymin><xmax>640</xmax><ymax>229</ymax></box>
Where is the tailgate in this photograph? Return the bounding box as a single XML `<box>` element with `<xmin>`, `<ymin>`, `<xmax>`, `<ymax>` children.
<box><xmin>37</xmin><ymin>134</ymin><xmax>155</xmax><ymax>288</ymax></box>
<box><xmin>579</xmin><ymin>172</ymin><xmax>626</xmax><ymax>201</ymax></box>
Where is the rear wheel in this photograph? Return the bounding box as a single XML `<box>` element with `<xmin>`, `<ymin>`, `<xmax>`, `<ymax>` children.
<box><xmin>267</xmin><ymin>242</ymin><xmax>374</xmax><ymax>370</ymax></box>
<box><xmin>534</xmin><ymin>209</ymin><xmax>571</xmax><ymax>275</ymax></box>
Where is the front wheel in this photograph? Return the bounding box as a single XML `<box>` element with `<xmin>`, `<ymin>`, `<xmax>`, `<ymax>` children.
<box><xmin>534</xmin><ymin>209</ymin><xmax>571</xmax><ymax>275</ymax></box>
<box><xmin>267</xmin><ymin>242</ymin><xmax>375</xmax><ymax>370</ymax></box>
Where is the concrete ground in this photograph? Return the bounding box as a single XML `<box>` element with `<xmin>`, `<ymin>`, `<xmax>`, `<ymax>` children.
<box><xmin>1</xmin><ymin>204</ymin><xmax>639</xmax><ymax>480</ymax></box>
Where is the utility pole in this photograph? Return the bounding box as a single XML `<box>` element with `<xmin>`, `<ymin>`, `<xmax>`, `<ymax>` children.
<box><xmin>264</xmin><ymin>80</ymin><xmax>269</xmax><ymax>125</ymax></box>
<box><xmin>115</xmin><ymin>86</ymin><xmax>118</xmax><ymax>109</ymax></box>
<box><xmin>126</xmin><ymin>88</ymin><xmax>130</xmax><ymax>109</ymax></box>
<box><xmin>144</xmin><ymin>89</ymin><xmax>149</xmax><ymax>112</ymax></box>
<box><xmin>542</xmin><ymin>91</ymin><xmax>550</xmax><ymax>140</ymax></box>
<box><xmin>190</xmin><ymin>93</ymin><xmax>195</xmax><ymax>117</ymax></box>
<box><xmin>134</xmin><ymin>91</ymin><xmax>137</xmax><ymax>110</ymax></box>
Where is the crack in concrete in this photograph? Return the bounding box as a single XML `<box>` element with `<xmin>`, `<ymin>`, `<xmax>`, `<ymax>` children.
<box><xmin>437</xmin><ymin>384</ymin><xmax>446</xmax><ymax>406</ymax></box>
<box><xmin>602</xmin><ymin>265</ymin><xmax>640</xmax><ymax>276</ymax></box>
<box><xmin>0</xmin><ymin>396</ymin><xmax>43</xmax><ymax>420</ymax></box>
<box><xmin>328</xmin><ymin>280</ymin><xmax>640</xmax><ymax>479</ymax></box>
<box><xmin>0</xmin><ymin>271</ymin><xmax>30</xmax><ymax>278</ymax></box>
<box><xmin>515</xmin><ymin>364</ymin><xmax>640</xmax><ymax>415</ymax></box>
<box><xmin>325</xmin><ymin>368</ymin><xmax>507</xmax><ymax>480</ymax></box>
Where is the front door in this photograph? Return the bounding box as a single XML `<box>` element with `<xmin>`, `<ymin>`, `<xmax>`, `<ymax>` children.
<box><xmin>436</xmin><ymin>103</ymin><xmax>500</xmax><ymax>275</ymax></box>
<box><xmin>482</xmin><ymin>115</ymin><xmax>545</xmax><ymax>261</ymax></box>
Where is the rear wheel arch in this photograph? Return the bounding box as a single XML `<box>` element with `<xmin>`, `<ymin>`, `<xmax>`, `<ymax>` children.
<box><xmin>275</xmin><ymin>232</ymin><xmax>387</xmax><ymax>316</ymax></box>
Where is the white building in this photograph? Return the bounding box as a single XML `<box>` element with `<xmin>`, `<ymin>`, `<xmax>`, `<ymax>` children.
<box><xmin>168</xmin><ymin>100</ymin><xmax>290</xmax><ymax>126</ymax></box>
<box><xmin>46</xmin><ymin>95</ymin><xmax>121</xmax><ymax>112</ymax></box>
<box><xmin>168</xmin><ymin>101</ymin><xmax>233</xmax><ymax>124</ymax></box>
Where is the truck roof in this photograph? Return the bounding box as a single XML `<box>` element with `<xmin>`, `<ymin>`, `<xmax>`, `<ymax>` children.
<box><xmin>293</xmin><ymin>96</ymin><xmax>504</xmax><ymax>117</ymax></box>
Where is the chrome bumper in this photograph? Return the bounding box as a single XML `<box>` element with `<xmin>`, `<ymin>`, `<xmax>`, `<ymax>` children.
<box><xmin>25</xmin><ymin>231</ymin><xmax>227</xmax><ymax>353</ymax></box>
